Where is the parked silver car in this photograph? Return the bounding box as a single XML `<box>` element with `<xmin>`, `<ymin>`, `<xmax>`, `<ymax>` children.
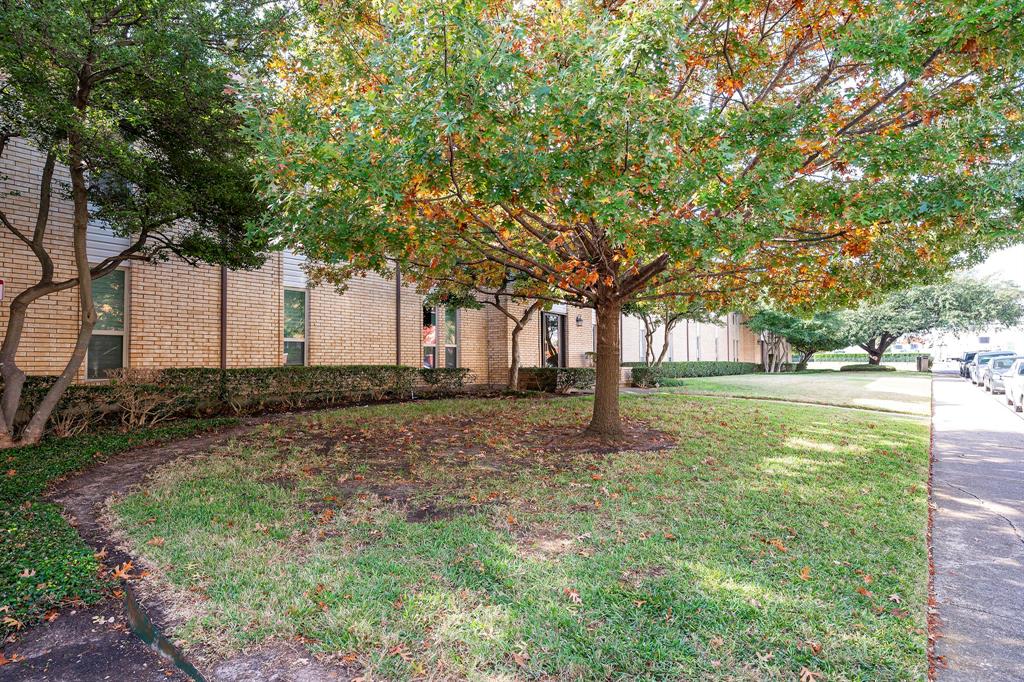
<box><xmin>983</xmin><ymin>355</ymin><xmax>1021</xmax><ymax>393</ymax></box>
<box><xmin>970</xmin><ymin>351</ymin><xmax>1016</xmax><ymax>385</ymax></box>
<box><xmin>1004</xmin><ymin>358</ymin><xmax>1024</xmax><ymax>412</ymax></box>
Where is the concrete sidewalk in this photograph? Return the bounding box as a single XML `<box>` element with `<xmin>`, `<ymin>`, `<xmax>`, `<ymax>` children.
<box><xmin>931</xmin><ymin>371</ymin><xmax>1024</xmax><ymax>680</ymax></box>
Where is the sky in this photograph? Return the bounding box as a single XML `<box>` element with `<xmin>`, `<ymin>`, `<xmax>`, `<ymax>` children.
<box><xmin>969</xmin><ymin>245</ymin><xmax>1024</xmax><ymax>286</ymax></box>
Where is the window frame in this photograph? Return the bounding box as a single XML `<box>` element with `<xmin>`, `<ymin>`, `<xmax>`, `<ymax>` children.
<box><xmin>422</xmin><ymin>305</ymin><xmax>438</xmax><ymax>369</ymax></box>
<box><xmin>283</xmin><ymin>286</ymin><xmax>308</xmax><ymax>366</ymax></box>
<box><xmin>540</xmin><ymin>311</ymin><xmax>567</xmax><ymax>368</ymax></box>
<box><xmin>442</xmin><ymin>305</ymin><xmax>459</xmax><ymax>368</ymax></box>
<box><xmin>86</xmin><ymin>267</ymin><xmax>129</xmax><ymax>381</ymax></box>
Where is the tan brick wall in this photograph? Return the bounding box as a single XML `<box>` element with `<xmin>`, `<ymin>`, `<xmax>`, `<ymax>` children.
<box><xmin>309</xmin><ymin>272</ymin><xmax>398</xmax><ymax>366</ymax></box>
<box><xmin>226</xmin><ymin>255</ymin><xmax>282</xmax><ymax>368</ymax></box>
<box><xmin>1</xmin><ymin>139</ymin><xmax>82</xmax><ymax>377</ymax></box>
<box><xmin>565</xmin><ymin>305</ymin><xmax>593</xmax><ymax>368</ymax></box>
<box><xmin>130</xmin><ymin>259</ymin><xmax>221</xmax><ymax>369</ymax></box>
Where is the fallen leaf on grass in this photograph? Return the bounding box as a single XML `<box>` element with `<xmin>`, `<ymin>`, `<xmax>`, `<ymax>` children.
<box><xmin>799</xmin><ymin>639</ymin><xmax>822</xmax><ymax>654</ymax></box>
<box><xmin>147</xmin><ymin>537</ymin><xmax>165</xmax><ymax>547</ymax></box>
<box><xmin>798</xmin><ymin>566</ymin><xmax>811</xmax><ymax>581</ymax></box>
<box><xmin>856</xmin><ymin>586</ymin><xmax>873</xmax><ymax>597</ymax></box>
<box><xmin>319</xmin><ymin>509</ymin><xmax>335</xmax><ymax>524</ymax></box>
<box><xmin>111</xmin><ymin>561</ymin><xmax>134</xmax><ymax>580</ymax></box>
<box><xmin>388</xmin><ymin>644</ymin><xmax>413</xmax><ymax>662</ymax></box>
<box><xmin>1</xmin><ymin>616</ymin><xmax>24</xmax><ymax>631</ymax></box>
<box><xmin>512</xmin><ymin>651</ymin><xmax>530</xmax><ymax>667</ymax></box>
<box><xmin>888</xmin><ymin>593</ymin><xmax>902</xmax><ymax>603</ymax></box>
<box><xmin>43</xmin><ymin>610</ymin><xmax>59</xmax><ymax>623</ymax></box>
<box><xmin>564</xmin><ymin>588</ymin><xmax>582</xmax><ymax>604</ymax></box>
<box><xmin>800</xmin><ymin>668</ymin><xmax>824</xmax><ymax>682</ymax></box>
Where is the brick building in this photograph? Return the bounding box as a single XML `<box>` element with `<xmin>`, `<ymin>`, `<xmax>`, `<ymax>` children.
<box><xmin>1</xmin><ymin>139</ymin><xmax>763</xmax><ymax>384</ymax></box>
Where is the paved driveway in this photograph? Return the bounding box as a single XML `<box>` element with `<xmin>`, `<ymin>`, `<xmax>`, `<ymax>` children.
<box><xmin>932</xmin><ymin>371</ymin><xmax>1024</xmax><ymax>680</ymax></box>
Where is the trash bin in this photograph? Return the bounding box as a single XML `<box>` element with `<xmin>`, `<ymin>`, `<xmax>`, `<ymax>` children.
<box><xmin>916</xmin><ymin>355</ymin><xmax>931</xmax><ymax>372</ymax></box>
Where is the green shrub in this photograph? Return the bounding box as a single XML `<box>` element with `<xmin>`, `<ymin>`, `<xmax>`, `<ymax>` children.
<box><xmin>839</xmin><ymin>364</ymin><xmax>897</xmax><ymax>372</ymax></box>
<box><xmin>418</xmin><ymin>367</ymin><xmax>474</xmax><ymax>395</ymax></box>
<box><xmin>809</xmin><ymin>352</ymin><xmax>929</xmax><ymax>363</ymax></box>
<box><xmin>518</xmin><ymin>367</ymin><xmax>595</xmax><ymax>393</ymax></box>
<box><xmin>630</xmin><ymin>365</ymin><xmax>663</xmax><ymax>388</ymax></box>
<box><xmin>5</xmin><ymin>364</ymin><xmax>460</xmax><ymax>438</ymax></box>
<box><xmin>623</xmin><ymin>361</ymin><xmax>760</xmax><ymax>379</ymax></box>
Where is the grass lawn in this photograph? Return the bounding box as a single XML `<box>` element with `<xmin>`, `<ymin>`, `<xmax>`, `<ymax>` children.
<box><xmin>0</xmin><ymin>418</ymin><xmax>237</xmax><ymax>635</ymax></box>
<box><xmin>660</xmin><ymin>372</ymin><xmax>932</xmax><ymax>416</ymax></box>
<box><xmin>111</xmin><ymin>394</ymin><xmax>930</xmax><ymax>680</ymax></box>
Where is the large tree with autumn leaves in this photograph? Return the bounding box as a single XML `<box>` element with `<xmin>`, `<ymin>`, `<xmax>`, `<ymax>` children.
<box><xmin>250</xmin><ymin>0</ymin><xmax>1024</xmax><ymax>435</ymax></box>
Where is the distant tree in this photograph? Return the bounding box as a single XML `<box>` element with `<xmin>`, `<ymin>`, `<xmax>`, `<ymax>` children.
<box><xmin>623</xmin><ymin>297</ymin><xmax>715</xmax><ymax>367</ymax></box>
<box><xmin>250</xmin><ymin>0</ymin><xmax>1024</xmax><ymax>435</ymax></box>
<box><xmin>0</xmin><ymin>0</ymin><xmax>284</xmax><ymax>447</ymax></box>
<box><xmin>844</xmin><ymin>279</ymin><xmax>1024</xmax><ymax>364</ymax></box>
<box><xmin>746</xmin><ymin>310</ymin><xmax>851</xmax><ymax>371</ymax></box>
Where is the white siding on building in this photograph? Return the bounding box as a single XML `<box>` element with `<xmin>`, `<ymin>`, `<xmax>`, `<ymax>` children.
<box><xmin>282</xmin><ymin>248</ymin><xmax>308</xmax><ymax>288</ymax></box>
<box><xmin>87</xmin><ymin>221</ymin><xmax>132</xmax><ymax>265</ymax></box>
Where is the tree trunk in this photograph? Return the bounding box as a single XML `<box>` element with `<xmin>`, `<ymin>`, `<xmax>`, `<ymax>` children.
<box><xmin>796</xmin><ymin>351</ymin><xmax>813</xmax><ymax>371</ymax></box>
<box><xmin>508</xmin><ymin>300</ymin><xmax>542</xmax><ymax>389</ymax></box>
<box><xmin>0</xmin><ymin>151</ymin><xmax>58</xmax><ymax>446</ymax></box>
<box><xmin>18</xmin><ymin>131</ymin><xmax>95</xmax><ymax>445</ymax></box>
<box><xmin>587</xmin><ymin>299</ymin><xmax>622</xmax><ymax>437</ymax></box>
<box><xmin>509</xmin><ymin>326</ymin><xmax>521</xmax><ymax>389</ymax></box>
<box><xmin>655</xmin><ymin>317</ymin><xmax>681</xmax><ymax>367</ymax></box>
<box><xmin>859</xmin><ymin>338</ymin><xmax>888</xmax><ymax>365</ymax></box>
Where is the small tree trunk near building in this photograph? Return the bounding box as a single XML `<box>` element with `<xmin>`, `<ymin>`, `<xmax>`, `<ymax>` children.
<box><xmin>17</xmin><ymin>133</ymin><xmax>97</xmax><ymax>446</ymax></box>
<box><xmin>507</xmin><ymin>300</ymin><xmax>543</xmax><ymax>389</ymax></box>
<box><xmin>587</xmin><ymin>299</ymin><xmax>623</xmax><ymax>437</ymax></box>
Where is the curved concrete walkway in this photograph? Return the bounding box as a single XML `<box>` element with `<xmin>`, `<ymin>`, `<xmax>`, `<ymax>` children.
<box><xmin>931</xmin><ymin>371</ymin><xmax>1024</xmax><ymax>680</ymax></box>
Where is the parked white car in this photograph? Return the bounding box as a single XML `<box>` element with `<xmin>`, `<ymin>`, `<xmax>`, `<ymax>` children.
<box><xmin>985</xmin><ymin>356</ymin><xmax>1022</xmax><ymax>394</ymax></box>
<box><xmin>1004</xmin><ymin>358</ymin><xmax>1024</xmax><ymax>413</ymax></box>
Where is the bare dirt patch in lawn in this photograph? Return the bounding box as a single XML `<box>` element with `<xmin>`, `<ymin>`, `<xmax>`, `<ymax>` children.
<box><xmin>270</xmin><ymin>407</ymin><xmax>675</xmax><ymax>524</ymax></box>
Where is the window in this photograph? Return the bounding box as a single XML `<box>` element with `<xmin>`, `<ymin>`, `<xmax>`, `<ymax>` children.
<box><xmin>978</xmin><ymin>336</ymin><xmax>990</xmax><ymax>344</ymax></box>
<box><xmin>284</xmin><ymin>288</ymin><xmax>307</xmax><ymax>365</ymax></box>
<box><xmin>443</xmin><ymin>306</ymin><xmax>458</xmax><ymax>367</ymax></box>
<box><xmin>87</xmin><ymin>269</ymin><xmax>128</xmax><ymax>379</ymax></box>
<box><xmin>541</xmin><ymin>312</ymin><xmax>566</xmax><ymax>367</ymax></box>
<box><xmin>422</xmin><ymin>306</ymin><xmax>437</xmax><ymax>368</ymax></box>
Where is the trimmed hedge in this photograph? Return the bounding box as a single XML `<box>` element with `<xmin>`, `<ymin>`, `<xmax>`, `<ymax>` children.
<box><xmin>625</xmin><ymin>361</ymin><xmax>760</xmax><ymax>387</ymax></box>
<box><xmin>839</xmin><ymin>364</ymin><xmax>897</xmax><ymax>372</ymax></box>
<box><xmin>630</xmin><ymin>365</ymin><xmax>663</xmax><ymax>388</ymax></box>
<box><xmin>809</xmin><ymin>352</ymin><xmax>929</xmax><ymax>363</ymax></box>
<box><xmin>518</xmin><ymin>367</ymin><xmax>595</xmax><ymax>394</ymax></box>
<box><xmin>4</xmin><ymin>365</ymin><xmax>475</xmax><ymax>436</ymax></box>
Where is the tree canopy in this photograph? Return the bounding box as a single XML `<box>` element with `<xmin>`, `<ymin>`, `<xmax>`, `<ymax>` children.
<box><xmin>746</xmin><ymin>310</ymin><xmax>851</xmax><ymax>369</ymax></box>
<box><xmin>0</xmin><ymin>0</ymin><xmax>285</xmax><ymax>446</ymax></box>
<box><xmin>844</xmin><ymin>277</ymin><xmax>1024</xmax><ymax>363</ymax></box>
<box><xmin>249</xmin><ymin>0</ymin><xmax>1024</xmax><ymax>433</ymax></box>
